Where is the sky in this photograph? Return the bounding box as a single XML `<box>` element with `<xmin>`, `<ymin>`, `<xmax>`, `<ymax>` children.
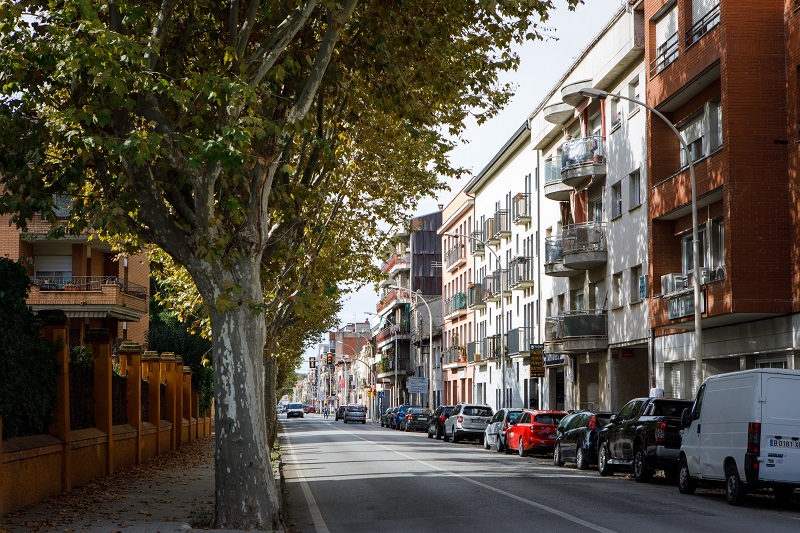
<box><xmin>301</xmin><ymin>0</ymin><xmax>625</xmax><ymax>370</ymax></box>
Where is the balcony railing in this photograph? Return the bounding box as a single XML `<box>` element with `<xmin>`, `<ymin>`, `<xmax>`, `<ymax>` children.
<box><xmin>483</xmin><ymin>218</ymin><xmax>495</xmax><ymax>244</ymax></box>
<box><xmin>483</xmin><ymin>274</ymin><xmax>499</xmax><ymax>301</ymax></box>
<box><xmin>375</xmin><ymin>321</ymin><xmax>410</xmax><ymax>344</ymax></box>
<box><xmin>507</xmin><ymin>327</ymin><xmax>532</xmax><ymax>356</ymax></box>
<box><xmin>445</xmin><ymin>242</ymin><xmax>466</xmax><ymax>270</ymax></box>
<box><xmin>544</xmin><ymin>236</ymin><xmax>564</xmax><ymax>265</ymax></box>
<box><xmin>493</xmin><ymin>268</ymin><xmax>509</xmax><ymax>295</ymax></box>
<box><xmin>481</xmin><ymin>335</ymin><xmax>502</xmax><ymax>360</ymax></box>
<box><xmin>381</xmin><ymin>253</ymin><xmax>410</xmax><ymax>273</ymax></box>
<box><xmin>467</xmin><ymin>341</ymin><xmax>480</xmax><ymax>363</ymax></box>
<box><xmin>470</xmin><ymin>230</ymin><xmax>485</xmax><ymax>256</ymax></box>
<box><xmin>511</xmin><ymin>193</ymin><xmax>530</xmax><ymax>224</ymax></box>
<box><xmin>562</xmin><ymin>222</ymin><xmax>606</xmax><ymax>253</ymax></box>
<box><xmin>544</xmin><ymin>159</ymin><xmax>563</xmax><ymax>185</ymax></box>
<box><xmin>561</xmin><ymin>135</ymin><xmax>606</xmax><ymax>172</ymax></box>
<box><xmin>544</xmin><ymin>316</ymin><xmax>564</xmax><ymax>343</ymax></box>
<box><xmin>492</xmin><ymin>209</ymin><xmax>510</xmax><ymax>241</ymax></box>
<box><xmin>31</xmin><ymin>276</ymin><xmax>148</xmax><ymax>299</ymax></box>
<box><xmin>685</xmin><ymin>4</ymin><xmax>719</xmax><ymax>46</ymax></box>
<box><xmin>509</xmin><ymin>256</ymin><xmax>534</xmax><ymax>289</ymax></box>
<box><xmin>650</xmin><ymin>32</ymin><xmax>679</xmax><ymax>75</ymax></box>
<box><xmin>562</xmin><ymin>309</ymin><xmax>607</xmax><ymax>339</ymax></box>
<box><xmin>376</xmin><ymin>287</ymin><xmax>410</xmax><ymax>313</ymax></box>
<box><xmin>467</xmin><ymin>283</ymin><xmax>485</xmax><ymax>308</ymax></box>
<box><xmin>444</xmin><ymin>292</ymin><xmax>467</xmax><ymax>316</ymax></box>
<box><xmin>442</xmin><ymin>345</ymin><xmax>460</xmax><ymax>365</ymax></box>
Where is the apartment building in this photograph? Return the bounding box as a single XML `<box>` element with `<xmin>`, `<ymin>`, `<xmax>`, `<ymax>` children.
<box><xmin>374</xmin><ymin>211</ymin><xmax>442</xmax><ymax>408</ymax></box>
<box><xmin>465</xmin><ymin>122</ymin><xmax>540</xmax><ymax>411</ymax></box>
<box><xmin>438</xmin><ymin>188</ymin><xmax>476</xmax><ymax>405</ymax></box>
<box><xmin>0</xmin><ymin>206</ymin><xmax>149</xmax><ymax>348</ymax></box>
<box><xmin>645</xmin><ymin>0</ymin><xmax>799</xmax><ymax>396</ymax></box>
<box><xmin>532</xmin><ymin>4</ymin><xmax>650</xmax><ymax>411</ymax></box>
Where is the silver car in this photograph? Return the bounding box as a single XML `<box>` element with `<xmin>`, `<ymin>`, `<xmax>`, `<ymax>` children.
<box><xmin>343</xmin><ymin>404</ymin><xmax>367</xmax><ymax>424</ymax></box>
<box><xmin>444</xmin><ymin>403</ymin><xmax>493</xmax><ymax>443</ymax></box>
<box><xmin>484</xmin><ymin>408</ymin><xmax>523</xmax><ymax>452</ymax></box>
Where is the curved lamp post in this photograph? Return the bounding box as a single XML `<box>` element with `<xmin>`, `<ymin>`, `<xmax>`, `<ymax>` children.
<box><xmin>442</xmin><ymin>231</ymin><xmax>507</xmax><ymax>409</ymax></box>
<box><xmin>389</xmin><ymin>284</ymin><xmax>434</xmax><ymax>408</ymax></box>
<box><xmin>579</xmin><ymin>87</ymin><xmax>703</xmax><ymax>387</ymax></box>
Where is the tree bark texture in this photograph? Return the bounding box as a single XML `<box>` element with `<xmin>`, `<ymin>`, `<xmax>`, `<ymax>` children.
<box><xmin>265</xmin><ymin>352</ymin><xmax>278</xmax><ymax>449</ymax></box>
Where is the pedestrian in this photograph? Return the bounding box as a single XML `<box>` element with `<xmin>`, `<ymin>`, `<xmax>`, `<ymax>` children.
<box><xmin>323</xmin><ymin>407</ymin><xmax>329</xmax><ymax>419</ymax></box>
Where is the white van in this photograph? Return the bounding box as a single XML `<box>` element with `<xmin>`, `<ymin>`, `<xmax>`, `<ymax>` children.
<box><xmin>678</xmin><ymin>368</ymin><xmax>800</xmax><ymax>505</ymax></box>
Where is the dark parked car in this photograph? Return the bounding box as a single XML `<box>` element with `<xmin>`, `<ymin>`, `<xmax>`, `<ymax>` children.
<box><xmin>484</xmin><ymin>408</ymin><xmax>523</xmax><ymax>452</ymax></box>
<box><xmin>344</xmin><ymin>404</ymin><xmax>367</xmax><ymax>424</ymax></box>
<box><xmin>597</xmin><ymin>397</ymin><xmax>693</xmax><ymax>482</ymax></box>
<box><xmin>427</xmin><ymin>405</ymin><xmax>454</xmax><ymax>439</ymax></box>
<box><xmin>335</xmin><ymin>405</ymin><xmax>346</xmax><ymax>421</ymax></box>
<box><xmin>380</xmin><ymin>407</ymin><xmax>394</xmax><ymax>427</ymax></box>
<box><xmin>553</xmin><ymin>410</ymin><xmax>613</xmax><ymax>469</ymax></box>
<box><xmin>393</xmin><ymin>404</ymin><xmax>412</xmax><ymax>430</ymax></box>
<box><xmin>401</xmin><ymin>407</ymin><xmax>430</xmax><ymax>432</ymax></box>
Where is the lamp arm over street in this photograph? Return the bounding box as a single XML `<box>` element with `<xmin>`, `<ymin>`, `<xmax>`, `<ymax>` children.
<box><xmin>579</xmin><ymin>88</ymin><xmax>703</xmax><ymax>386</ymax></box>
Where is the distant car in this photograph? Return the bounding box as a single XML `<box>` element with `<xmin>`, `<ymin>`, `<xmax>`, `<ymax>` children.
<box><xmin>307</xmin><ymin>406</ymin><xmax>317</xmax><ymax>414</ymax></box>
<box><xmin>427</xmin><ymin>405</ymin><xmax>454</xmax><ymax>440</ymax></box>
<box><xmin>286</xmin><ymin>402</ymin><xmax>304</xmax><ymax>419</ymax></box>
<box><xmin>344</xmin><ymin>404</ymin><xmax>367</xmax><ymax>424</ymax></box>
<box><xmin>335</xmin><ymin>405</ymin><xmax>346</xmax><ymax>421</ymax></box>
<box><xmin>444</xmin><ymin>404</ymin><xmax>493</xmax><ymax>443</ymax></box>
<box><xmin>553</xmin><ymin>410</ymin><xmax>613</xmax><ymax>469</ymax></box>
<box><xmin>506</xmin><ymin>410</ymin><xmax>567</xmax><ymax>456</ymax></box>
<box><xmin>402</xmin><ymin>407</ymin><xmax>430</xmax><ymax>432</ymax></box>
<box><xmin>484</xmin><ymin>408</ymin><xmax>523</xmax><ymax>452</ymax></box>
<box><xmin>380</xmin><ymin>407</ymin><xmax>394</xmax><ymax>427</ymax></box>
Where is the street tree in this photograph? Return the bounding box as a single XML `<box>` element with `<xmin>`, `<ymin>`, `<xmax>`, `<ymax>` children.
<box><xmin>0</xmin><ymin>0</ymin><xmax>581</xmax><ymax>528</ymax></box>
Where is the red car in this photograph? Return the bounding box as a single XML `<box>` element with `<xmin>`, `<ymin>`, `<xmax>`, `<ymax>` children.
<box><xmin>506</xmin><ymin>410</ymin><xmax>568</xmax><ymax>457</ymax></box>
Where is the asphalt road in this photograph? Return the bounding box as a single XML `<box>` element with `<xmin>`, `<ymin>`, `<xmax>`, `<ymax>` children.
<box><xmin>280</xmin><ymin>416</ymin><xmax>800</xmax><ymax>533</ymax></box>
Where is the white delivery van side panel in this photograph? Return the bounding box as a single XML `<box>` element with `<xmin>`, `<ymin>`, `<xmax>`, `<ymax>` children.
<box><xmin>700</xmin><ymin>374</ymin><xmax>758</xmax><ymax>480</ymax></box>
<box><xmin>759</xmin><ymin>373</ymin><xmax>800</xmax><ymax>483</ymax></box>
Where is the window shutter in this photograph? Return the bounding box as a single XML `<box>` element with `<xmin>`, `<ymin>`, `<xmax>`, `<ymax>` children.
<box><xmin>655</xmin><ymin>7</ymin><xmax>678</xmax><ymax>48</ymax></box>
<box><xmin>692</xmin><ymin>0</ymin><xmax>717</xmax><ymax>24</ymax></box>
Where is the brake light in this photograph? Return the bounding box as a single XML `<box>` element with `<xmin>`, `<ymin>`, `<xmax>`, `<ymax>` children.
<box><xmin>748</xmin><ymin>422</ymin><xmax>761</xmax><ymax>454</ymax></box>
<box><xmin>656</xmin><ymin>421</ymin><xmax>666</xmax><ymax>444</ymax></box>
<box><xmin>458</xmin><ymin>415</ymin><xmax>463</xmax><ymax>424</ymax></box>
<box><xmin>588</xmin><ymin>416</ymin><xmax>597</xmax><ymax>430</ymax></box>
<box><xmin>439</xmin><ymin>415</ymin><xmax>445</xmax><ymax>422</ymax></box>
<box><xmin>408</xmin><ymin>414</ymin><xmax>413</xmax><ymax>420</ymax></box>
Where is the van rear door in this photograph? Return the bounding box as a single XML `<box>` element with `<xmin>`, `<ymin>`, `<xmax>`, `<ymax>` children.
<box><xmin>759</xmin><ymin>373</ymin><xmax>800</xmax><ymax>483</ymax></box>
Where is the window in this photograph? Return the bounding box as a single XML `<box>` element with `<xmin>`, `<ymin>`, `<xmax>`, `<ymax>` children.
<box><xmin>679</xmin><ymin>100</ymin><xmax>724</xmax><ymax>167</ymax></box>
<box><xmin>682</xmin><ymin>219</ymin><xmax>724</xmax><ymax>279</ymax></box>
<box><xmin>631</xmin><ymin>265</ymin><xmax>646</xmax><ymax>303</ymax></box>
<box><xmin>592</xmin><ymin>197</ymin><xmax>603</xmax><ymax>222</ymax></box>
<box><xmin>629</xmin><ymin>170</ymin><xmax>642</xmax><ymax>210</ymax></box>
<box><xmin>611</xmin><ymin>182</ymin><xmax>622</xmax><ymax>218</ymax></box>
<box><xmin>628</xmin><ymin>76</ymin><xmax>640</xmax><ymax>112</ymax></box>
<box><xmin>687</xmin><ymin>0</ymin><xmax>720</xmax><ymax>45</ymax></box>
<box><xmin>589</xmin><ymin>281</ymin><xmax>605</xmax><ymax>310</ymax></box>
<box><xmin>758</xmin><ymin>361</ymin><xmax>787</xmax><ymax>369</ymax></box>
<box><xmin>610</xmin><ymin>98</ymin><xmax>621</xmax><ymax>129</ymax></box>
<box><xmin>612</xmin><ymin>272</ymin><xmax>622</xmax><ymax>308</ymax></box>
<box><xmin>680</xmin><ymin>113</ymin><xmax>705</xmax><ymax>166</ymax></box>
<box><xmin>652</xmin><ymin>6</ymin><xmax>679</xmax><ymax>74</ymax></box>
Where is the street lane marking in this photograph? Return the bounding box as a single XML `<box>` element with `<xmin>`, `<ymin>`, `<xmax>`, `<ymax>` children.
<box><xmin>328</xmin><ymin>423</ymin><xmax>619</xmax><ymax>533</ymax></box>
<box><xmin>281</xmin><ymin>428</ymin><xmax>330</xmax><ymax>533</ymax></box>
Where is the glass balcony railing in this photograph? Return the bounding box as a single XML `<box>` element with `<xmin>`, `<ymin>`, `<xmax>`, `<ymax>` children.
<box><xmin>444</xmin><ymin>292</ymin><xmax>467</xmax><ymax>316</ymax></box>
<box><xmin>562</xmin><ymin>222</ymin><xmax>607</xmax><ymax>254</ymax></box>
<box><xmin>561</xmin><ymin>135</ymin><xmax>606</xmax><ymax>172</ymax></box>
<box><xmin>544</xmin><ymin>236</ymin><xmax>564</xmax><ymax>265</ymax></box>
<box><xmin>544</xmin><ymin>316</ymin><xmax>564</xmax><ymax>343</ymax></box>
<box><xmin>544</xmin><ymin>159</ymin><xmax>563</xmax><ymax>185</ymax></box>
<box><xmin>562</xmin><ymin>310</ymin><xmax>607</xmax><ymax>338</ymax></box>
<box><xmin>507</xmin><ymin>327</ymin><xmax>532</xmax><ymax>355</ymax></box>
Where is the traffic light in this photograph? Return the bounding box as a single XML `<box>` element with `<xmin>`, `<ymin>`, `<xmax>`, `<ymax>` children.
<box><xmin>326</xmin><ymin>353</ymin><xmax>333</xmax><ymax>365</ymax></box>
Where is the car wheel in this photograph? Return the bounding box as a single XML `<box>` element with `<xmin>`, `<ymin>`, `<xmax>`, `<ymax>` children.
<box><xmin>633</xmin><ymin>446</ymin><xmax>652</xmax><ymax>483</ymax></box>
<box><xmin>427</xmin><ymin>427</ymin><xmax>434</xmax><ymax>439</ymax></box>
<box><xmin>678</xmin><ymin>457</ymin><xmax>696</xmax><ymax>495</ymax></box>
<box><xmin>725</xmin><ymin>463</ymin><xmax>747</xmax><ymax>506</ymax></box>
<box><xmin>452</xmin><ymin>428</ymin><xmax>460</xmax><ymax>443</ymax></box>
<box><xmin>381</xmin><ymin>420</ymin><xmax>384</xmax><ymax>427</ymax></box>
<box><xmin>598</xmin><ymin>442</ymin><xmax>614</xmax><ymax>476</ymax></box>
<box><xmin>518</xmin><ymin>438</ymin><xmax>528</xmax><ymax>457</ymax></box>
<box><xmin>405</xmin><ymin>423</ymin><xmax>411</xmax><ymax>432</ymax></box>
<box><xmin>576</xmin><ymin>446</ymin><xmax>588</xmax><ymax>470</ymax></box>
<box><xmin>436</xmin><ymin>427</ymin><xmax>443</xmax><ymax>440</ymax></box>
<box><xmin>443</xmin><ymin>427</ymin><xmax>450</xmax><ymax>442</ymax></box>
<box><xmin>495</xmin><ymin>435</ymin><xmax>504</xmax><ymax>453</ymax></box>
<box><xmin>554</xmin><ymin>444</ymin><xmax>564</xmax><ymax>467</ymax></box>
<box><xmin>483</xmin><ymin>433</ymin><xmax>491</xmax><ymax>450</ymax></box>
<box><xmin>362</xmin><ymin>420</ymin><xmax>365</xmax><ymax>424</ymax></box>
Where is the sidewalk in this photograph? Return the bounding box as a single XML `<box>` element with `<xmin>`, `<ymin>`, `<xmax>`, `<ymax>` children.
<box><xmin>0</xmin><ymin>435</ymin><xmax>279</xmax><ymax>533</ymax></box>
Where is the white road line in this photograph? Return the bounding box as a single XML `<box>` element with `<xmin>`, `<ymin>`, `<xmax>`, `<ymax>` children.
<box><xmin>328</xmin><ymin>423</ymin><xmax>619</xmax><ymax>533</ymax></box>
<box><xmin>281</xmin><ymin>428</ymin><xmax>330</xmax><ymax>533</ymax></box>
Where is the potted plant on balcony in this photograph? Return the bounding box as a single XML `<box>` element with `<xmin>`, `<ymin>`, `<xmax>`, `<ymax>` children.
<box><xmin>64</xmin><ymin>281</ymin><xmax>79</xmax><ymax>291</ymax></box>
<box><xmin>457</xmin><ymin>345</ymin><xmax>467</xmax><ymax>363</ymax></box>
<box><xmin>38</xmin><ymin>278</ymin><xmax>57</xmax><ymax>290</ymax></box>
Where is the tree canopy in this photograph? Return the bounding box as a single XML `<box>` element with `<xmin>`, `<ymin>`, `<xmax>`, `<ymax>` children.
<box><xmin>0</xmin><ymin>0</ymin><xmax>581</xmax><ymax>527</ymax></box>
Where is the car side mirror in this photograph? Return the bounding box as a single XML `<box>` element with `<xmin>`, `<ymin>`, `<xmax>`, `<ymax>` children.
<box><xmin>681</xmin><ymin>408</ymin><xmax>692</xmax><ymax>429</ymax></box>
<box><xmin>609</xmin><ymin>414</ymin><xmax>618</xmax><ymax>423</ymax></box>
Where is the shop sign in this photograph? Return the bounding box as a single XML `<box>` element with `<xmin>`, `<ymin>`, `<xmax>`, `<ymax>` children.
<box><xmin>529</xmin><ymin>343</ymin><xmax>545</xmax><ymax>378</ymax></box>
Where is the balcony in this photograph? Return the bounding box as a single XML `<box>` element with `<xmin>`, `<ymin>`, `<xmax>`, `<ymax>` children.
<box><xmin>376</xmin><ymin>287</ymin><xmax>411</xmax><ymax>313</ymax></box>
<box><xmin>562</xmin><ymin>222</ymin><xmax>607</xmax><ymax>270</ymax></box>
<box><xmin>481</xmin><ymin>335</ymin><xmax>502</xmax><ymax>361</ymax></box>
<box><xmin>560</xmin><ymin>136</ymin><xmax>606</xmax><ymax>188</ymax></box>
<box><xmin>511</xmin><ymin>193</ymin><xmax>530</xmax><ymax>225</ymax></box>
<box><xmin>381</xmin><ymin>253</ymin><xmax>410</xmax><ymax>274</ymax></box>
<box><xmin>544</xmin><ymin>317</ymin><xmax>564</xmax><ymax>349</ymax></box>
<box><xmin>543</xmin><ymin>158</ymin><xmax>570</xmax><ymax>201</ymax></box>
<box><xmin>650</xmin><ymin>32</ymin><xmax>678</xmax><ymax>76</ymax></box>
<box><xmin>491</xmin><ymin>269</ymin><xmax>509</xmax><ymax>299</ymax></box>
<box><xmin>544</xmin><ymin>236</ymin><xmax>581</xmax><ymax>277</ymax></box>
<box><xmin>467</xmin><ymin>283</ymin><xmax>486</xmax><ymax>309</ymax></box>
<box><xmin>509</xmin><ymin>256</ymin><xmax>534</xmax><ymax>290</ymax></box>
<box><xmin>543</xmin><ymin>102</ymin><xmax>573</xmax><ymax>125</ymax></box>
<box><xmin>27</xmin><ymin>276</ymin><xmax>148</xmax><ymax>321</ymax></box>
<box><xmin>470</xmin><ymin>230</ymin><xmax>485</xmax><ymax>257</ymax></box>
<box><xmin>483</xmin><ymin>217</ymin><xmax>496</xmax><ymax>245</ymax></box>
<box><xmin>444</xmin><ymin>292</ymin><xmax>467</xmax><ymax>320</ymax></box>
<box><xmin>442</xmin><ymin>345</ymin><xmax>464</xmax><ymax>366</ymax></box>
<box><xmin>467</xmin><ymin>341</ymin><xmax>481</xmax><ymax>363</ymax></box>
<box><xmin>561</xmin><ymin>79</ymin><xmax>592</xmax><ymax>106</ymax></box>
<box><xmin>507</xmin><ymin>327</ymin><xmax>532</xmax><ymax>356</ymax></box>
<box><xmin>374</xmin><ymin>321</ymin><xmax>410</xmax><ymax>345</ymax></box>
<box><xmin>493</xmin><ymin>209</ymin><xmax>510</xmax><ymax>241</ymax></box>
<box><xmin>483</xmin><ymin>275</ymin><xmax>499</xmax><ymax>302</ymax></box>
<box><xmin>560</xmin><ymin>310</ymin><xmax>608</xmax><ymax>353</ymax></box>
<box><xmin>685</xmin><ymin>4</ymin><xmax>719</xmax><ymax>46</ymax></box>
<box><xmin>445</xmin><ymin>242</ymin><xmax>466</xmax><ymax>272</ymax></box>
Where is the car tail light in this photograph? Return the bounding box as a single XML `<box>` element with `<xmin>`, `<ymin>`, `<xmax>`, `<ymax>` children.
<box><xmin>588</xmin><ymin>415</ymin><xmax>597</xmax><ymax>430</ymax></box>
<box><xmin>748</xmin><ymin>422</ymin><xmax>761</xmax><ymax>454</ymax></box>
<box><xmin>439</xmin><ymin>415</ymin><xmax>445</xmax><ymax>422</ymax></box>
<box><xmin>408</xmin><ymin>414</ymin><xmax>413</xmax><ymax>420</ymax></box>
<box><xmin>458</xmin><ymin>415</ymin><xmax>463</xmax><ymax>424</ymax></box>
<box><xmin>655</xmin><ymin>421</ymin><xmax>667</xmax><ymax>443</ymax></box>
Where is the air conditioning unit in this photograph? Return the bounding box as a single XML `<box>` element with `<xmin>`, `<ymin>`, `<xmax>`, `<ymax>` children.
<box><xmin>661</xmin><ymin>273</ymin><xmax>687</xmax><ymax>296</ymax></box>
<box><xmin>700</xmin><ymin>268</ymin><xmax>712</xmax><ymax>285</ymax></box>
<box><xmin>709</xmin><ymin>266</ymin><xmax>725</xmax><ymax>281</ymax></box>
<box><xmin>674</xmin><ymin>275</ymin><xmax>689</xmax><ymax>292</ymax></box>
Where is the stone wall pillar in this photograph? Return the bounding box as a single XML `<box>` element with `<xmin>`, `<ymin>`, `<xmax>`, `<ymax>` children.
<box><xmin>175</xmin><ymin>356</ymin><xmax>185</xmax><ymax>446</ymax></box>
<box><xmin>119</xmin><ymin>341</ymin><xmax>142</xmax><ymax>465</ymax></box>
<box><xmin>191</xmin><ymin>389</ymin><xmax>200</xmax><ymax>439</ymax></box>
<box><xmin>183</xmin><ymin>367</ymin><xmax>194</xmax><ymax>442</ymax></box>
<box><xmin>142</xmin><ymin>351</ymin><xmax>163</xmax><ymax>455</ymax></box>
<box><xmin>40</xmin><ymin>310</ymin><xmax>71</xmax><ymax>492</ymax></box>
<box><xmin>161</xmin><ymin>352</ymin><xmax>178</xmax><ymax>449</ymax></box>
<box><xmin>86</xmin><ymin>328</ymin><xmax>113</xmax><ymax>475</ymax></box>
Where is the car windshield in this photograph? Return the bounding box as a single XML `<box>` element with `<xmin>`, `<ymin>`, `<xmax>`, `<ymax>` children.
<box><xmin>288</xmin><ymin>403</ymin><xmax>302</xmax><ymax>409</ymax></box>
<box><xmin>409</xmin><ymin>408</ymin><xmax>426</xmax><ymax>414</ymax></box>
<box><xmin>651</xmin><ymin>401</ymin><xmax>693</xmax><ymax>417</ymax></box>
<box><xmin>534</xmin><ymin>414</ymin><xmax>565</xmax><ymax>425</ymax></box>
<box><xmin>463</xmin><ymin>407</ymin><xmax>492</xmax><ymax>417</ymax></box>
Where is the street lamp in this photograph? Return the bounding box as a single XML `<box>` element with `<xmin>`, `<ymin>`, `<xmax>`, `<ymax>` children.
<box><xmin>579</xmin><ymin>87</ymin><xmax>703</xmax><ymax>386</ymax></box>
<box><xmin>389</xmin><ymin>284</ymin><xmax>434</xmax><ymax>408</ymax></box>
<box><xmin>442</xmin><ymin>231</ymin><xmax>508</xmax><ymax>409</ymax></box>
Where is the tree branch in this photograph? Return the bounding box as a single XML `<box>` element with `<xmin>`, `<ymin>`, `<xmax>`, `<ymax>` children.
<box><xmin>234</xmin><ymin>0</ymin><xmax>262</xmax><ymax>68</ymax></box>
<box><xmin>144</xmin><ymin>0</ymin><xmax>179</xmax><ymax>71</ymax></box>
